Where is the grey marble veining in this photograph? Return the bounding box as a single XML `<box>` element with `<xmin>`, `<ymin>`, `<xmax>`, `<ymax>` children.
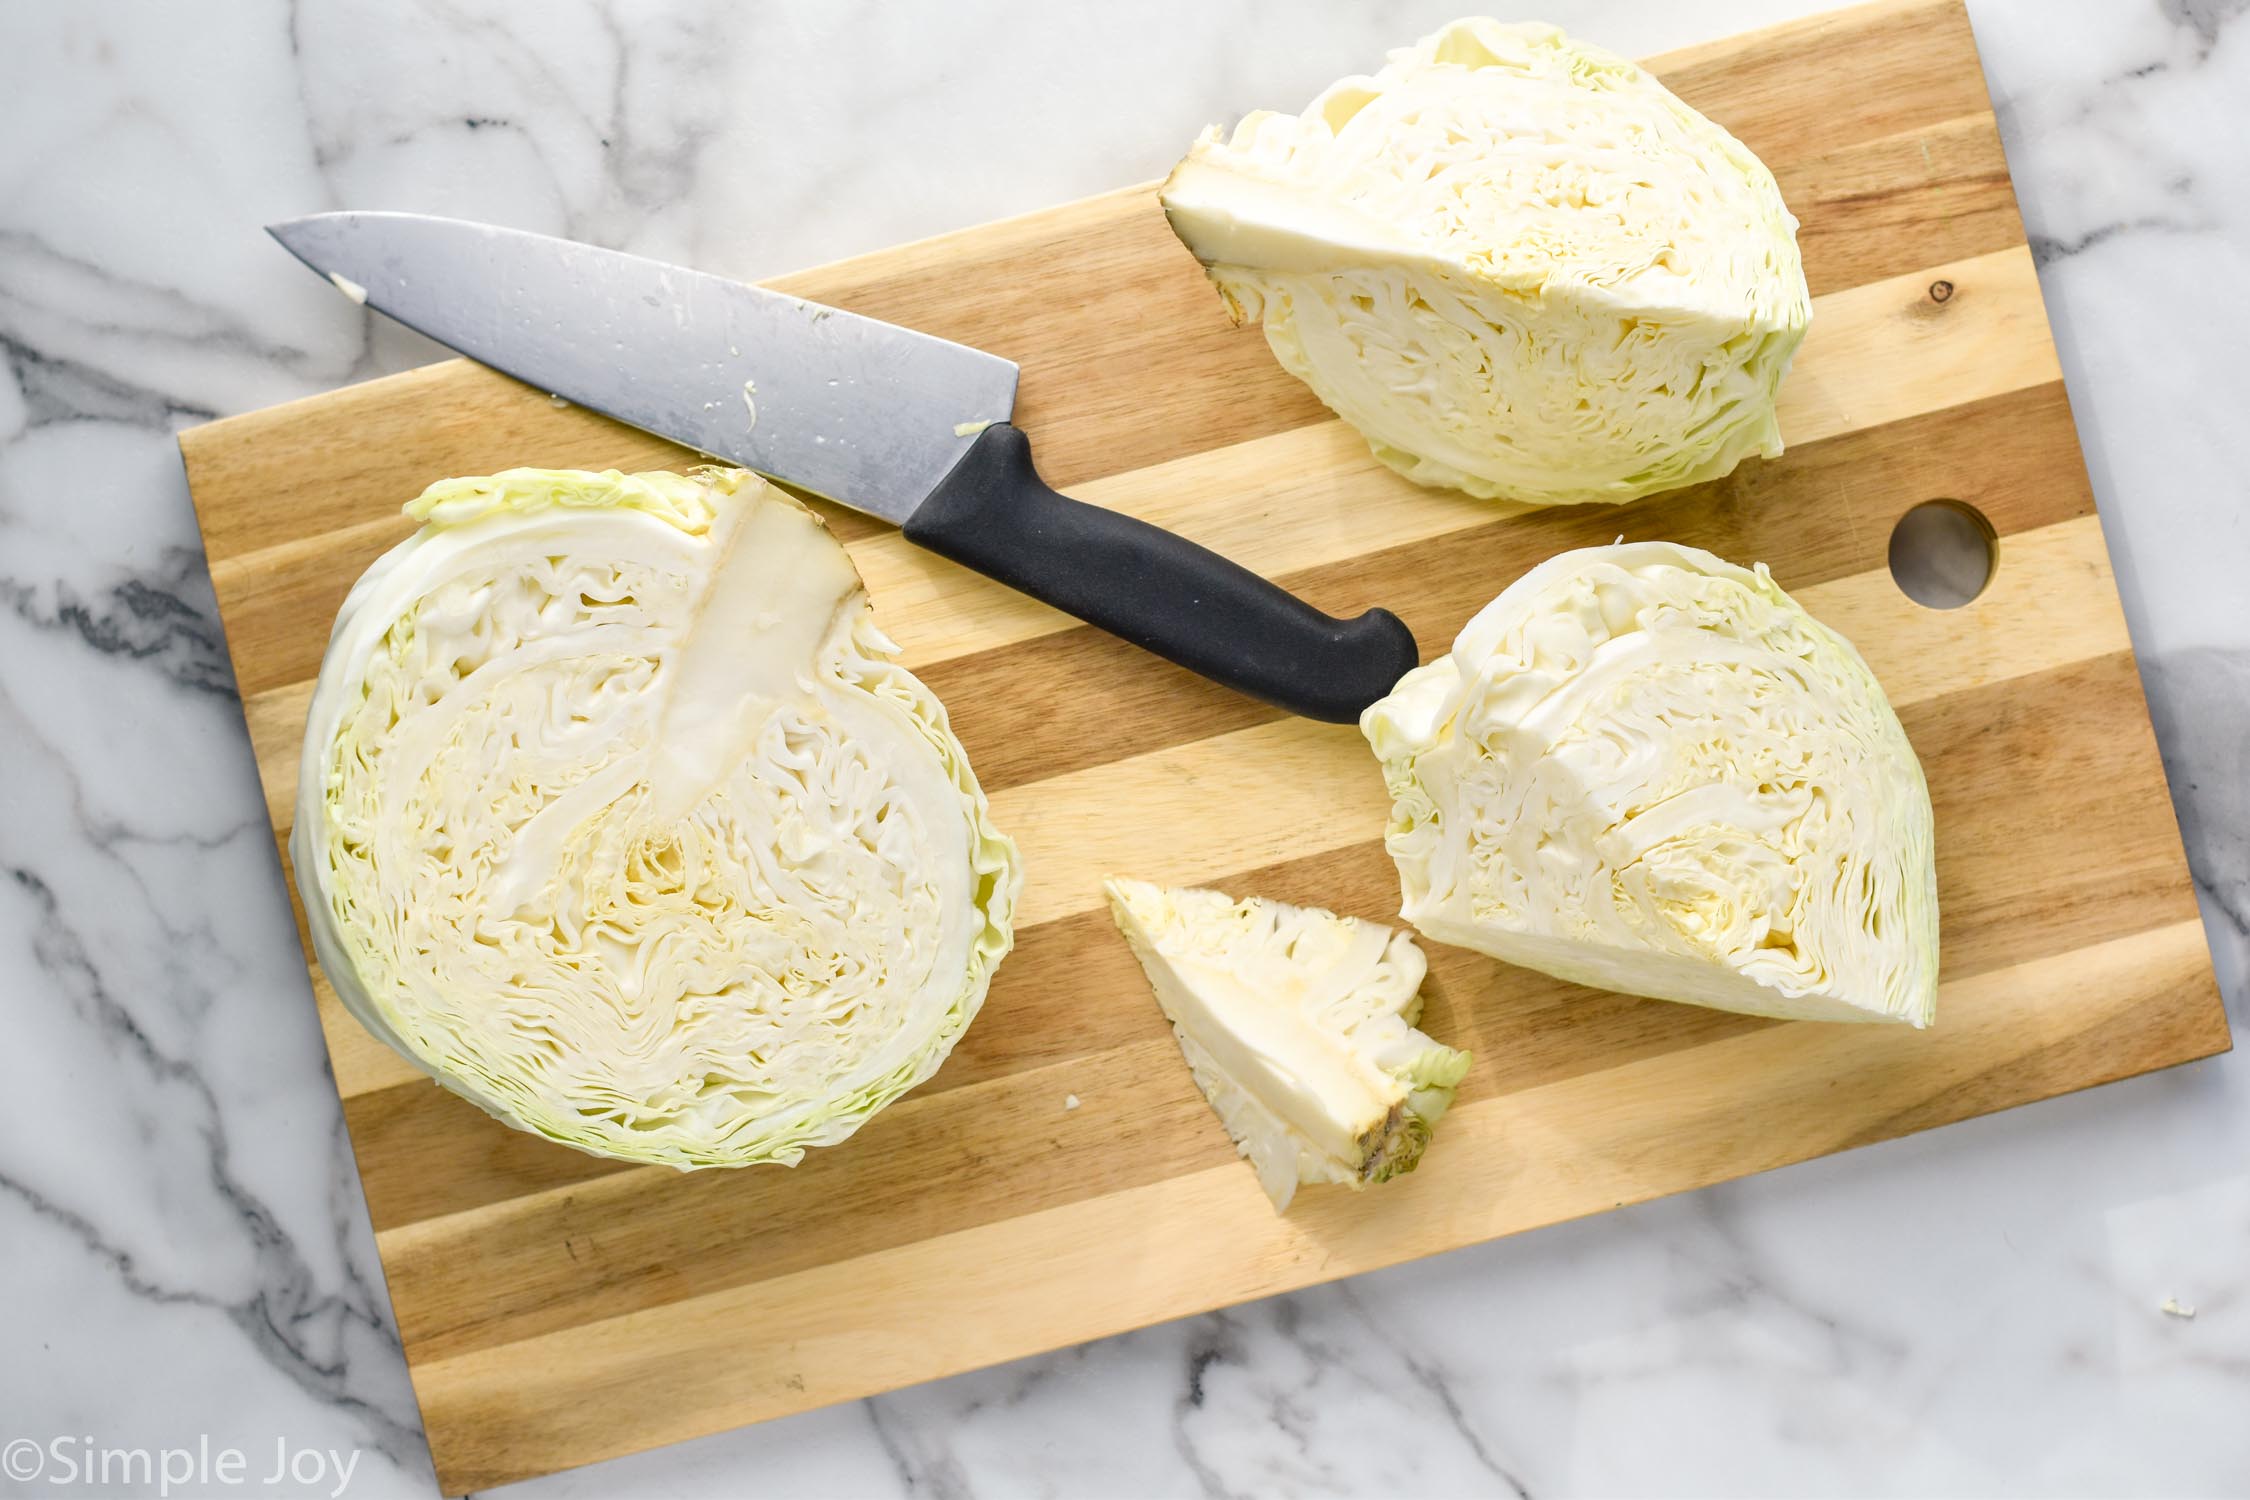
<box><xmin>2</xmin><ymin>2</ymin><xmax>2246</xmax><ymax>1496</ymax></box>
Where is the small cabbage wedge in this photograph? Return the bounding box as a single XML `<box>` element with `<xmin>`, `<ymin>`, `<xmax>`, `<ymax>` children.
<box><xmin>1105</xmin><ymin>878</ymin><xmax>1470</xmax><ymax>1210</ymax></box>
<box><xmin>1363</xmin><ymin>542</ymin><xmax>1937</xmax><ymax>1026</ymax></box>
<box><xmin>1161</xmin><ymin>19</ymin><xmax>1810</xmax><ymax>507</ymax></box>
<box><xmin>294</xmin><ymin>467</ymin><xmax>1021</xmax><ymax>1168</ymax></box>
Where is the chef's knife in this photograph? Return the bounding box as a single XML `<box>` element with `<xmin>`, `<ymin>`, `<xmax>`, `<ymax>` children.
<box><xmin>267</xmin><ymin>213</ymin><xmax>1419</xmax><ymax>723</ymax></box>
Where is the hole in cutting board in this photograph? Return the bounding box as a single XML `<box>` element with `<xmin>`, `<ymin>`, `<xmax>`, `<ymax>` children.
<box><xmin>1888</xmin><ymin>499</ymin><xmax>1997</xmax><ymax>609</ymax></box>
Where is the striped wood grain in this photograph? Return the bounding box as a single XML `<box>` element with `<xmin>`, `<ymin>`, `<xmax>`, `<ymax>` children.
<box><xmin>176</xmin><ymin>1</ymin><xmax>2227</xmax><ymax>1490</ymax></box>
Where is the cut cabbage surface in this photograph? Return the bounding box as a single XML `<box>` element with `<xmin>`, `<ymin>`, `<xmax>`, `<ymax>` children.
<box><xmin>1363</xmin><ymin>542</ymin><xmax>1937</xmax><ymax>1025</ymax></box>
<box><xmin>1106</xmin><ymin>878</ymin><xmax>1470</xmax><ymax>1210</ymax></box>
<box><xmin>294</xmin><ymin>467</ymin><xmax>1021</xmax><ymax>1168</ymax></box>
<box><xmin>1161</xmin><ymin>18</ymin><xmax>1810</xmax><ymax>507</ymax></box>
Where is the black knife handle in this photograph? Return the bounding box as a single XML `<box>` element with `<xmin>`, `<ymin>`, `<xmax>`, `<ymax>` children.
<box><xmin>903</xmin><ymin>423</ymin><xmax>1420</xmax><ymax>723</ymax></box>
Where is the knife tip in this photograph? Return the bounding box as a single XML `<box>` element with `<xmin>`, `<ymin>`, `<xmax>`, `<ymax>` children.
<box><xmin>265</xmin><ymin>216</ymin><xmax>317</xmax><ymax>262</ymax></box>
<box><xmin>264</xmin><ymin>216</ymin><xmax>363</xmax><ymax>303</ymax></box>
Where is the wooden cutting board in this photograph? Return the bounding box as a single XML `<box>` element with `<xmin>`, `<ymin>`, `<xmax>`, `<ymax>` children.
<box><xmin>179</xmin><ymin>1</ymin><xmax>2228</xmax><ymax>1490</ymax></box>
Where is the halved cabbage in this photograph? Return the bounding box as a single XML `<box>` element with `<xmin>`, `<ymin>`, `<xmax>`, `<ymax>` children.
<box><xmin>1363</xmin><ymin>542</ymin><xmax>1937</xmax><ymax>1025</ymax></box>
<box><xmin>1161</xmin><ymin>18</ymin><xmax>1810</xmax><ymax>507</ymax></box>
<box><xmin>1106</xmin><ymin>877</ymin><xmax>1470</xmax><ymax>1210</ymax></box>
<box><xmin>293</xmin><ymin>467</ymin><xmax>1021</xmax><ymax>1168</ymax></box>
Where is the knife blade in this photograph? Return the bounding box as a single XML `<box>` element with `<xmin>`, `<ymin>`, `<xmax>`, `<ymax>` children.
<box><xmin>268</xmin><ymin>212</ymin><xmax>1419</xmax><ymax>722</ymax></box>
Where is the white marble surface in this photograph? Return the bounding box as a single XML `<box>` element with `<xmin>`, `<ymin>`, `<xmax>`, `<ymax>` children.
<box><xmin>3</xmin><ymin>1</ymin><xmax>2246</xmax><ymax>1495</ymax></box>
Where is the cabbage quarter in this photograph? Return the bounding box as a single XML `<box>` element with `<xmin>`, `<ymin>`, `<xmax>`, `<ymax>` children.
<box><xmin>1365</xmin><ymin>543</ymin><xmax>1938</xmax><ymax>1026</ymax></box>
<box><xmin>1162</xmin><ymin>19</ymin><xmax>1810</xmax><ymax>507</ymax></box>
<box><xmin>294</xmin><ymin>468</ymin><xmax>1021</xmax><ymax>1167</ymax></box>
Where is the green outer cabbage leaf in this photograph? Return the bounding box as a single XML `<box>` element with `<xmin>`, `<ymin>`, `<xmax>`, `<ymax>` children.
<box><xmin>1161</xmin><ymin>18</ymin><xmax>1811</xmax><ymax>507</ymax></box>
<box><xmin>1363</xmin><ymin>541</ymin><xmax>1938</xmax><ymax>1025</ymax></box>
<box><xmin>293</xmin><ymin>467</ymin><xmax>1021</xmax><ymax>1168</ymax></box>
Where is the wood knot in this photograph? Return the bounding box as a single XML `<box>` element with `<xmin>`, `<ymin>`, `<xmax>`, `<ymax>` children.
<box><xmin>1928</xmin><ymin>279</ymin><xmax>1955</xmax><ymax>304</ymax></box>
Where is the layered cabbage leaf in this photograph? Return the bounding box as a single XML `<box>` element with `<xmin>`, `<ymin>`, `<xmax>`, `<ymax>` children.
<box><xmin>1162</xmin><ymin>19</ymin><xmax>1810</xmax><ymax>506</ymax></box>
<box><xmin>294</xmin><ymin>467</ymin><xmax>1021</xmax><ymax>1167</ymax></box>
<box><xmin>1363</xmin><ymin>542</ymin><xmax>1937</xmax><ymax>1025</ymax></box>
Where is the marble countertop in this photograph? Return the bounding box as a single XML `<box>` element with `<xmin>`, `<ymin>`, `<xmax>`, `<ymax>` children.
<box><xmin>4</xmin><ymin>1</ymin><xmax>2246</xmax><ymax>1495</ymax></box>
